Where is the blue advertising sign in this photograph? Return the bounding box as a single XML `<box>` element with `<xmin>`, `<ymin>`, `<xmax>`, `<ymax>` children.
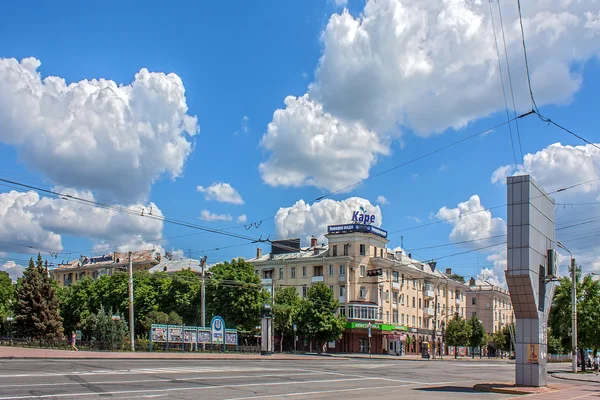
<box><xmin>210</xmin><ymin>316</ymin><xmax>225</xmax><ymax>345</ymax></box>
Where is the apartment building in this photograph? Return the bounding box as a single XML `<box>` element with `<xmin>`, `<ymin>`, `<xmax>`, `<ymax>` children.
<box><xmin>466</xmin><ymin>278</ymin><xmax>514</xmax><ymax>333</ymax></box>
<box><xmin>50</xmin><ymin>250</ymin><xmax>163</xmax><ymax>287</ymax></box>
<box><xmin>247</xmin><ymin>221</ymin><xmax>470</xmax><ymax>356</ymax></box>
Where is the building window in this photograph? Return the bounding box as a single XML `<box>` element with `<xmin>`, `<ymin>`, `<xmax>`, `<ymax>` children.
<box><xmin>360</xmin><ymin>265</ymin><xmax>366</xmax><ymax>277</ymax></box>
<box><xmin>340</xmin><ymin>286</ymin><xmax>346</xmax><ymax>298</ymax></box>
<box><xmin>343</xmin><ymin>244</ymin><xmax>349</xmax><ymax>256</ymax></box>
<box><xmin>380</xmin><ymin>249</ymin><xmax>384</xmax><ymax>258</ymax></box>
<box><xmin>386</xmin><ymin>311</ymin><xmax>390</xmax><ymax>322</ymax></box>
<box><xmin>393</xmin><ymin>271</ymin><xmax>399</xmax><ymax>283</ymax></box>
<box><xmin>412</xmin><ymin>279</ymin><xmax>416</xmax><ymax>289</ymax></box>
<box><xmin>359</xmin><ymin>286</ymin><xmax>366</xmax><ymax>298</ymax></box>
<box><xmin>302</xmin><ymin>286</ymin><xmax>308</xmax><ymax>297</ymax></box>
<box><xmin>255</xmin><ymin>270</ymin><xmax>260</xmax><ymax>276</ymax></box>
<box><xmin>339</xmin><ymin>264</ymin><xmax>346</xmax><ymax>276</ymax></box>
<box><xmin>385</xmin><ymin>290</ymin><xmax>390</xmax><ymax>302</ymax></box>
<box><xmin>393</xmin><ymin>292</ymin><xmax>398</xmax><ymax>304</ymax></box>
<box><xmin>419</xmin><ymin>317</ymin><xmax>422</xmax><ymax>327</ymax></box>
<box><xmin>400</xmin><ymin>294</ymin><xmax>405</xmax><ymax>305</ymax></box>
<box><xmin>329</xmin><ymin>264</ymin><xmax>334</xmax><ymax>276</ymax></box>
<box><xmin>360</xmin><ymin>244</ymin><xmax>366</xmax><ymax>256</ymax></box>
<box><xmin>291</xmin><ymin>267</ymin><xmax>296</xmax><ymax>278</ymax></box>
<box><xmin>339</xmin><ymin>307</ymin><xmax>346</xmax><ymax>317</ymax></box>
<box><xmin>329</xmin><ymin>285</ymin><xmax>334</xmax><ymax>293</ymax></box>
<box><xmin>303</xmin><ymin>266</ymin><xmax>307</xmax><ymax>277</ymax></box>
<box><xmin>412</xmin><ymin>316</ymin><xmax>416</xmax><ymax>326</ymax></box>
<box><xmin>314</xmin><ymin>266</ymin><xmax>323</xmax><ymax>276</ymax></box>
<box><xmin>333</xmin><ymin>245</ymin><xmax>338</xmax><ymax>257</ymax></box>
<box><xmin>472</xmin><ymin>311</ymin><xmax>477</xmax><ymax>317</ymax></box>
<box><xmin>418</xmin><ymin>298</ymin><xmax>422</xmax><ymax>308</ymax></box>
<box><xmin>412</xmin><ymin>297</ymin><xmax>416</xmax><ymax>308</ymax></box>
<box><xmin>472</xmin><ymin>297</ymin><xmax>477</xmax><ymax>305</ymax></box>
<box><xmin>401</xmin><ymin>313</ymin><xmax>405</xmax><ymax>324</ymax></box>
<box><xmin>279</xmin><ymin>268</ymin><xmax>284</xmax><ymax>280</ymax></box>
<box><xmin>401</xmin><ymin>274</ymin><xmax>405</xmax><ymax>286</ymax></box>
<box><xmin>393</xmin><ymin>311</ymin><xmax>398</xmax><ymax>323</ymax></box>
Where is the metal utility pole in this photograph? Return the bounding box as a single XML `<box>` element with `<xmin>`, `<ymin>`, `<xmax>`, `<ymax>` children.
<box><xmin>558</xmin><ymin>241</ymin><xmax>576</xmax><ymax>373</ymax></box>
<box><xmin>128</xmin><ymin>251</ymin><xmax>135</xmax><ymax>352</ymax></box>
<box><xmin>200</xmin><ymin>256</ymin><xmax>207</xmax><ymax>351</ymax></box>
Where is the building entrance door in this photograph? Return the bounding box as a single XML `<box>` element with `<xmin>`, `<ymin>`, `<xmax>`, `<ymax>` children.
<box><xmin>359</xmin><ymin>338</ymin><xmax>369</xmax><ymax>353</ymax></box>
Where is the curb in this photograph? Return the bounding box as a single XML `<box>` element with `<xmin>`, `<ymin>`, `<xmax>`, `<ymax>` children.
<box><xmin>0</xmin><ymin>354</ymin><xmax>351</xmax><ymax>361</ymax></box>
<box><xmin>551</xmin><ymin>373</ymin><xmax>600</xmax><ymax>384</ymax></box>
<box><xmin>473</xmin><ymin>384</ymin><xmax>553</xmax><ymax>396</ymax></box>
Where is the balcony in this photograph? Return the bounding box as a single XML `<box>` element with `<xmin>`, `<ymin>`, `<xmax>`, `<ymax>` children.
<box><xmin>339</xmin><ymin>274</ymin><xmax>346</xmax><ymax>282</ymax></box>
<box><xmin>311</xmin><ymin>276</ymin><xmax>324</xmax><ymax>283</ymax></box>
<box><xmin>347</xmin><ymin>304</ymin><xmax>382</xmax><ymax>321</ymax></box>
<box><xmin>424</xmin><ymin>286</ymin><xmax>435</xmax><ymax>299</ymax></box>
<box><xmin>261</xmin><ymin>278</ymin><xmax>273</xmax><ymax>285</ymax></box>
<box><xmin>392</xmin><ymin>282</ymin><xmax>400</xmax><ymax>290</ymax></box>
<box><xmin>455</xmin><ymin>297</ymin><xmax>461</xmax><ymax>304</ymax></box>
<box><xmin>424</xmin><ymin>307</ymin><xmax>435</xmax><ymax>316</ymax></box>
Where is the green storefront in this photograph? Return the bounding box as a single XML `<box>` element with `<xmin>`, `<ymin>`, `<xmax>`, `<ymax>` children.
<box><xmin>337</xmin><ymin>322</ymin><xmax>407</xmax><ymax>354</ymax></box>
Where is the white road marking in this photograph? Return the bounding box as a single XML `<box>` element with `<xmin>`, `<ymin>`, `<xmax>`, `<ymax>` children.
<box><xmin>222</xmin><ymin>384</ymin><xmax>415</xmax><ymax>400</ymax></box>
<box><xmin>0</xmin><ymin>366</ymin><xmax>294</xmax><ymax>378</ymax></box>
<box><xmin>0</xmin><ymin>377</ymin><xmax>390</xmax><ymax>399</ymax></box>
<box><xmin>0</xmin><ymin>372</ymin><xmax>325</xmax><ymax>388</ymax></box>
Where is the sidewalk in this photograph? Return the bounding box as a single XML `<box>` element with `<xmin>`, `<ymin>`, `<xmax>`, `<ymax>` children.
<box><xmin>0</xmin><ymin>346</ymin><xmax>324</xmax><ymax>360</ymax></box>
<box><xmin>324</xmin><ymin>352</ymin><xmax>515</xmax><ymax>362</ymax></box>
<box><xmin>552</xmin><ymin>371</ymin><xmax>600</xmax><ymax>384</ymax></box>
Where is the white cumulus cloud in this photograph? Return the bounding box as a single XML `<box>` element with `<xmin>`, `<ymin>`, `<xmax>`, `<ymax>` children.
<box><xmin>0</xmin><ymin>57</ymin><xmax>199</xmax><ymax>203</ymax></box>
<box><xmin>200</xmin><ymin>210</ymin><xmax>232</xmax><ymax>222</ymax></box>
<box><xmin>0</xmin><ymin>189</ymin><xmax>164</xmax><ymax>256</ymax></box>
<box><xmin>275</xmin><ymin>197</ymin><xmax>382</xmax><ymax>245</ymax></box>
<box><xmin>310</xmin><ymin>0</ymin><xmax>600</xmax><ymax>135</ymax></box>
<box><xmin>376</xmin><ymin>195</ymin><xmax>389</xmax><ymax>205</ymax></box>
<box><xmin>260</xmin><ymin>0</ymin><xmax>600</xmax><ymax>191</ymax></box>
<box><xmin>259</xmin><ymin>95</ymin><xmax>388</xmax><ymax>191</ymax></box>
<box><xmin>0</xmin><ymin>261</ymin><xmax>26</xmax><ymax>281</ymax></box>
<box><xmin>436</xmin><ymin>195</ymin><xmax>507</xmax><ymax>245</ymax></box>
<box><xmin>237</xmin><ymin>214</ymin><xmax>247</xmax><ymax>223</ymax></box>
<box><xmin>197</xmin><ymin>182</ymin><xmax>244</xmax><ymax>204</ymax></box>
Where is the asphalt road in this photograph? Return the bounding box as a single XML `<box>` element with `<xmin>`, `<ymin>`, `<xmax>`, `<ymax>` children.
<box><xmin>0</xmin><ymin>357</ymin><xmax>577</xmax><ymax>399</ymax></box>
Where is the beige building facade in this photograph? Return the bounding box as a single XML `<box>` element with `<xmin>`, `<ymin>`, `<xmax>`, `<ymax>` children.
<box><xmin>248</xmin><ymin>222</ymin><xmax>473</xmax><ymax>356</ymax></box>
<box><xmin>466</xmin><ymin>278</ymin><xmax>515</xmax><ymax>334</ymax></box>
<box><xmin>50</xmin><ymin>250</ymin><xmax>162</xmax><ymax>287</ymax></box>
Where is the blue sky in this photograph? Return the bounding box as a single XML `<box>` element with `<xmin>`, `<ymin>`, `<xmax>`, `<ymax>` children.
<box><xmin>1</xmin><ymin>0</ymin><xmax>599</xmax><ymax>284</ymax></box>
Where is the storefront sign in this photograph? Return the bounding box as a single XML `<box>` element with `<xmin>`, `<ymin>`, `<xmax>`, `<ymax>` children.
<box><xmin>345</xmin><ymin>322</ymin><xmax>407</xmax><ymax>332</ymax></box>
<box><xmin>327</xmin><ymin>224</ymin><xmax>388</xmax><ymax>238</ymax></box>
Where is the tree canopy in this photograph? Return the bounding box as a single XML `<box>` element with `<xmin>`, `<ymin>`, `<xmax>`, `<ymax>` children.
<box><xmin>296</xmin><ymin>283</ymin><xmax>346</xmax><ymax>352</ymax></box>
<box><xmin>206</xmin><ymin>258</ymin><xmax>269</xmax><ymax>331</ymax></box>
<box><xmin>445</xmin><ymin>315</ymin><xmax>470</xmax><ymax>358</ymax></box>
<box><xmin>15</xmin><ymin>254</ymin><xmax>64</xmax><ymax>340</ymax></box>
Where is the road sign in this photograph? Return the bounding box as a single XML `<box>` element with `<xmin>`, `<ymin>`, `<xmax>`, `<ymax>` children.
<box><xmin>293</xmin><ymin>324</ymin><xmax>297</xmax><ymax>332</ymax></box>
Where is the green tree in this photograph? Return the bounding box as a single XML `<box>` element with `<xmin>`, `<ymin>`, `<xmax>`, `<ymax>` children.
<box><xmin>296</xmin><ymin>283</ymin><xmax>345</xmax><ymax>353</ymax></box>
<box><xmin>549</xmin><ymin>270</ymin><xmax>600</xmax><ymax>365</ymax></box>
<box><xmin>445</xmin><ymin>315</ymin><xmax>470</xmax><ymax>358</ymax></box>
<box><xmin>82</xmin><ymin>306</ymin><xmax>128</xmax><ymax>350</ymax></box>
<box><xmin>14</xmin><ymin>254</ymin><xmax>64</xmax><ymax>340</ymax></box>
<box><xmin>206</xmin><ymin>258</ymin><xmax>269</xmax><ymax>331</ymax></box>
<box><xmin>273</xmin><ymin>286</ymin><xmax>301</xmax><ymax>352</ymax></box>
<box><xmin>449</xmin><ymin>274</ymin><xmax>466</xmax><ymax>284</ymax></box>
<box><xmin>58</xmin><ymin>276</ymin><xmax>98</xmax><ymax>334</ymax></box>
<box><xmin>0</xmin><ymin>271</ymin><xmax>14</xmax><ymax>335</ymax></box>
<box><xmin>164</xmin><ymin>270</ymin><xmax>201</xmax><ymax>325</ymax></box>
<box><xmin>492</xmin><ymin>330</ymin><xmax>506</xmax><ymax>356</ymax></box>
<box><xmin>468</xmin><ymin>315</ymin><xmax>486</xmax><ymax>358</ymax></box>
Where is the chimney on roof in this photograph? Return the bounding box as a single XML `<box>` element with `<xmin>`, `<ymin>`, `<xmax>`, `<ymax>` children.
<box><xmin>395</xmin><ymin>250</ymin><xmax>402</xmax><ymax>260</ymax></box>
<box><xmin>469</xmin><ymin>277</ymin><xmax>476</xmax><ymax>286</ymax></box>
<box><xmin>256</xmin><ymin>247</ymin><xmax>263</xmax><ymax>259</ymax></box>
<box><xmin>446</xmin><ymin>268</ymin><xmax>452</xmax><ymax>275</ymax></box>
<box><xmin>310</xmin><ymin>236</ymin><xmax>317</xmax><ymax>248</ymax></box>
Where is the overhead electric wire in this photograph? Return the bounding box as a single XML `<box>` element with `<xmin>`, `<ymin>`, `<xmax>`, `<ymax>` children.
<box><xmin>496</xmin><ymin>0</ymin><xmax>523</xmax><ymax>160</ymax></box>
<box><xmin>516</xmin><ymin>0</ymin><xmax>600</xmax><ymax>151</ymax></box>
<box><xmin>489</xmin><ymin>0</ymin><xmax>518</xmax><ymax>168</ymax></box>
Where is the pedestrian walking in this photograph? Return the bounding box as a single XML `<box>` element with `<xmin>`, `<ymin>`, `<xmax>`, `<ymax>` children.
<box><xmin>594</xmin><ymin>353</ymin><xmax>599</xmax><ymax>375</ymax></box>
<box><xmin>71</xmin><ymin>331</ymin><xmax>78</xmax><ymax>352</ymax></box>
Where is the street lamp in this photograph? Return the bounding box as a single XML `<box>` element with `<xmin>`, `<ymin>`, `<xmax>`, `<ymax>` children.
<box><xmin>557</xmin><ymin>241</ymin><xmax>577</xmax><ymax>374</ymax></box>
